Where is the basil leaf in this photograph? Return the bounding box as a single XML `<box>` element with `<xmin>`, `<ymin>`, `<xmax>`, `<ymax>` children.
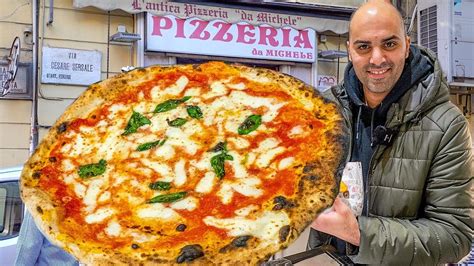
<box><xmin>153</xmin><ymin>96</ymin><xmax>192</xmax><ymax>113</ymax></box>
<box><xmin>78</xmin><ymin>159</ymin><xmax>107</xmax><ymax>178</ymax></box>
<box><xmin>208</xmin><ymin>141</ymin><xmax>227</xmax><ymax>153</ymax></box>
<box><xmin>159</xmin><ymin>138</ymin><xmax>167</xmax><ymax>146</ymax></box>
<box><xmin>186</xmin><ymin>105</ymin><xmax>203</xmax><ymax>119</ymax></box>
<box><xmin>149</xmin><ymin>181</ymin><xmax>171</xmax><ymax>191</ymax></box>
<box><xmin>137</xmin><ymin>140</ymin><xmax>161</xmax><ymax>151</ymax></box>
<box><xmin>123</xmin><ymin>110</ymin><xmax>151</xmax><ymax>135</ymax></box>
<box><xmin>211</xmin><ymin>153</ymin><xmax>234</xmax><ymax>179</ymax></box>
<box><xmin>238</xmin><ymin>114</ymin><xmax>262</xmax><ymax>135</ymax></box>
<box><xmin>167</xmin><ymin>118</ymin><xmax>187</xmax><ymax>127</ymax></box>
<box><xmin>148</xmin><ymin>192</ymin><xmax>187</xmax><ymax>203</ymax></box>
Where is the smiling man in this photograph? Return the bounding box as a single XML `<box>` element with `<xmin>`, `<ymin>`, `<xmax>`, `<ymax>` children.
<box><xmin>309</xmin><ymin>0</ymin><xmax>473</xmax><ymax>264</ymax></box>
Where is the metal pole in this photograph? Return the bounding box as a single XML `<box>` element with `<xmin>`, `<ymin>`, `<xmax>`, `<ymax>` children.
<box><xmin>30</xmin><ymin>0</ymin><xmax>39</xmax><ymax>154</ymax></box>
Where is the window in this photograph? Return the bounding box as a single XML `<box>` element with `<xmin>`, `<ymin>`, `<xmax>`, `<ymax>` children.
<box><xmin>0</xmin><ymin>181</ymin><xmax>23</xmax><ymax>240</ymax></box>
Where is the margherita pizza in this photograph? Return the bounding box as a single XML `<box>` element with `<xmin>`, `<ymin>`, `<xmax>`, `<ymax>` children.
<box><xmin>21</xmin><ymin>62</ymin><xmax>348</xmax><ymax>265</ymax></box>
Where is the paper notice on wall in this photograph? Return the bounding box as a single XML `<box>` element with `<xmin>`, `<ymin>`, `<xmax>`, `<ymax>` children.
<box><xmin>317</xmin><ymin>75</ymin><xmax>337</xmax><ymax>92</ymax></box>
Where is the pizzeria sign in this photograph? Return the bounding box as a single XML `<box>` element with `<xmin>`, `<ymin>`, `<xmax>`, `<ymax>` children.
<box><xmin>146</xmin><ymin>14</ymin><xmax>316</xmax><ymax>63</ymax></box>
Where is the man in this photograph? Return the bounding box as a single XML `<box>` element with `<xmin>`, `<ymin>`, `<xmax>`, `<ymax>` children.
<box><xmin>310</xmin><ymin>1</ymin><xmax>473</xmax><ymax>265</ymax></box>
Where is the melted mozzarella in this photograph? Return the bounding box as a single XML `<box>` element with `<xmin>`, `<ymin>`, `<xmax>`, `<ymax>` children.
<box><xmin>228</xmin><ymin>137</ymin><xmax>250</xmax><ymax>149</ymax></box>
<box><xmin>262</xmin><ymin>102</ymin><xmax>286</xmax><ymax>123</ymax></box>
<box><xmin>235</xmin><ymin>205</ymin><xmax>258</xmax><ymax>217</ymax></box>
<box><xmin>256</xmin><ymin>147</ymin><xmax>286</xmax><ymax>168</ymax></box>
<box><xmin>170</xmin><ymin>196</ymin><xmax>198</xmax><ymax>211</ymax></box>
<box><xmin>204</xmin><ymin>211</ymin><xmax>290</xmax><ymax>241</ymax></box>
<box><xmin>226</xmin><ymin>82</ymin><xmax>246</xmax><ymax>90</ymax></box>
<box><xmin>227</xmin><ymin>152</ymin><xmax>248</xmax><ymax>179</ymax></box>
<box><xmin>203</xmin><ymin>81</ymin><xmax>228</xmax><ymax>99</ymax></box>
<box><xmin>107</xmin><ymin>103</ymin><xmax>127</xmax><ymax>120</ymax></box>
<box><xmin>190</xmin><ymin>153</ymin><xmax>213</xmax><ymax>171</ymax></box>
<box><xmin>85</xmin><ymin>207</ymin><xmax>115</xmax><ymax>224</ymax></box>
<box><xmin>163</xmin><ymin>75</ymin><xmax>189</xmax><ymax>95</ymax></box>
<box><xmin>195</xmin><ymin>172</ymin><xmax>216</xmax><ymax>194</ymax></box>
<box><xmin>289</xmin><ymin>125</ymin><xmax>304</xmax><ymax>136</ymax></box>
<box><xmin>232</xmin><ymin>177</ymin><xmax>263</xmax><ymax>197</ymax></box>
<box><xmin>83</xmin><ymin>179</ymin><xmax>104</xmax><ymax>213</ymax></box>
<box><xmin>98</xmin><ymin>191</ymin><xmax>111</xmax><ymax>203</ymax></box>
<box><xmin>217</xmin><ymin>182</ymin><xmax>234</xmax><ymax>204</ymax></box>
<box><xmin>154</xmin><ymin>144</ymin><xmax>175</xmax><ymax>160</ymax></box>
<box><xmin>141</xmin><ymin>159</ymin><xmax>172</xmax><ymax>178</ymax></box>
<box><xmin>184</xmin><ymin>87</ymin><xmax>201</xmax><ymax>96</ymax></box>
<box><xmin>244</xmin><ymin>153</ymin><xmax>257</xmax><ymax>167</ymax></box>
<box><xmin>73</xmin><ymin>183</ymin><xmax>87</xmax><ymax>198</ymax></box>
<box><xmin>165</xmin><ymin>127</ymin><xmax>199</xmax><ymax>155</ymax></box>
<box><xmin>174</xmin><ymin>159</ymin><xmax>187</xmax><ymax>187</ymax></box>
<box><xmin>136</xmin><ymin>204</ymin><xmax>180</xmax><ymax>220</ymax></box>
<box><xmin>105</xmin><ymin>221</ymin><xmax>121</xmax><ymax>237</ymax></box>
<box><xmin>61</xmin><ymin>159</ymin><xmax>75</xmax><ymax>172</ymax></box>
<box><xmin>278</xmin><ymin>157</ymin><xmax>295</xmax><ymax>170</ymax></box>
<box><xmin>258</xmin><ymin>138</ymin><xmax>280</xmax><ymax>150</ymax></box>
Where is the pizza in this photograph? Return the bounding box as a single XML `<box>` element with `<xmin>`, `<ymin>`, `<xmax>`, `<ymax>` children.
<box><xmin>20</xmin><ymin>61</ymin><xmax>348</xmax><ymax>265</ymax></box>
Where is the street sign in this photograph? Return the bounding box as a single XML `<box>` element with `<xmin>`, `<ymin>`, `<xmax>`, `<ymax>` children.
<box><xmin>41</xmin><ymin>47</ymin><xmax>102</xmax><ymax>86</ymax></box>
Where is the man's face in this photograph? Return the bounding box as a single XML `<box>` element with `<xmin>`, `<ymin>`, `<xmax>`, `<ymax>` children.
<box><xmin>348</xmin><ymin>15</ymin><xmax>410</xmax><ymax>95</ymax></box>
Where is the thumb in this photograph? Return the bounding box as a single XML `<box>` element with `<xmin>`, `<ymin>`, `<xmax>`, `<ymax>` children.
<box><xmin>332</xmin><ymin>197</ymin><xmax>346</xmax><ymax>212</ymax></box>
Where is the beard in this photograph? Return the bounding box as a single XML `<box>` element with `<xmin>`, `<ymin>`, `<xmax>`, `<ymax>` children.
<box><xmin>362</xmin><ymin>62</ymin><xmax>401</xmax><ymax>94</ymax></box>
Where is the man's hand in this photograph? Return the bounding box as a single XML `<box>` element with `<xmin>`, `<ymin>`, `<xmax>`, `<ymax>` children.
<box><xmin>311</xmin><ymin>197</ymin><xmax>361</xmax><ymax>246</ymax></box>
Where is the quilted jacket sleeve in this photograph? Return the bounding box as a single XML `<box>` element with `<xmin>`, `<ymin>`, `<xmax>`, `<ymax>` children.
<box><xmin>351</xmin><ymin>114</ymin><xmax>473</xmax><ymax>265</ymax></box>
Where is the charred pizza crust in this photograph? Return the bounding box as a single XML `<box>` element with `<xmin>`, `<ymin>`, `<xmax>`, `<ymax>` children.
<box><xmin>21</xmin><ymin>62</ymin><xmax>348</xmax><ymax>265</ymax></box>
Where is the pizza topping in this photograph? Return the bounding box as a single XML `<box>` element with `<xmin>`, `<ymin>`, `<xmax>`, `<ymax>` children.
<box><xmin>211</xmin><ymin>152</ymin><xmax>234</xmax><ymax>179</ymax></box>
<box><xmin>131</xmin><ymin>243</ymin><xmax>140</xmax><ymax>249</ymax></box>
<box><xmin>237</xmin><ymin>114</ymin><xmax>262</xmax><ymax>135</ymax></box>
<box><xmin>173</xmin><ymin>159</ymin><xmax>187</xmax><ymax>187</ymax></box>
<box><xmin>170</xmin><ymin>196</ymin><xmax>198</xmax><ymax>211</ymax></box>
<box><xmin>203</xmin><ymin>211</ymin><xmax>290</xmax><ymax>240</ymax></box>
<box><xmin>78</xmin><ymin>159</ymin><xmax>107</xmax><ymax>179</ymax></box>
<box><xmin>176</xmin><ymin>244</ymin><xmax>204</xmax><ymax>264</ymax></box>
<box><xmin>278</xmin><ymin>157</ymin><xmax>295</xmax><ymax>170</ymax></box>
<box><xmin>208</xmin><ymin>141</ymin><xmax>227</xmax><ymax>153</ymax></box>
<box><xmin>235</xmin><ymin>205</ymin><xmax>258</xmax><ymax>216</ymax></box>
<box><xmin>167</xmin><ymin>118</ymin><xmax>188</xmax><ymax>127</ymax></box>
<box><xmin>123</xmin><ymin>110</ymin><xmax>151</xmax><ymax>135</ymax></box>
<box><xmin>137</xmin><ymin>139</ymin><xmax>166</xmax><ymax>151</ymax></box>
<box><xmin>195</xmin><ymin>172</ymin><xmax>217</xmax><ymax>194</ymax></box>
<box><xmin>186</xmin><ymin>105</ymin><xmax>203</xmax><ymax>119</ymax></box>
<box><xmin>104</xmin><ymin>221</ymin><xmax>121</xmax><ymax>237</ymax></box>
<box><xmin>153</xmin><ymin>96</ymin><xmax>191</xmax><ymax>113</ymax></box>
<box><xmin>149</xmin><ymin>181</ymin><xmax>171</xmax><ymax>191</ymax></box>
<box><xmin>163</xmin><ymin>75</ymin><xmax>189</xmax><ymax>95</ymax></box>
<box><xmin>136</xmin><ymin>204</ymin><xmax>180</xmax><ymax>220</ymax></box>
<box><xmin>85</xmin><ymin>207</ymin><xmax>115</xmax><ymax>224</ymax></box>
<box><xmin>176</xmin><ymin>224</ymin><xmax>187</xmax><ymax>232</ymax></box>
<box><xmin>148</xmin><ymin>192</ymin><xmax>187</xmax><ymax>204</ymax></box>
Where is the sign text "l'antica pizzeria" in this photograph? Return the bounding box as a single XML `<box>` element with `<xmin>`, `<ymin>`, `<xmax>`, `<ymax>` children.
<box><xmin>146</xmin><ymin>15</ymin><xmax>316</xmax><ymax>63</ymax></box>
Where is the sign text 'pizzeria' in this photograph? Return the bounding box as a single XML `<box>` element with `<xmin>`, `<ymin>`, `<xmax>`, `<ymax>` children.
<box><xmin>146</xmin><ymin>14</ymin><xmax>316</xmax><ymax>63</ymax></box>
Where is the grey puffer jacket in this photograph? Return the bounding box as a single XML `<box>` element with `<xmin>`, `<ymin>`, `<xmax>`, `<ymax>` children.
<box><xmin>317</xmin><ymin>46</ymin><xmax>473</xmax><ymax>265</ymax></box>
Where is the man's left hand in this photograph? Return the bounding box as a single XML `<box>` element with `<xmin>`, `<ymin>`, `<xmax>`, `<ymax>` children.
<box><xmin>311</xmin><ymin>197</ymin><xmax>361</xmax><ymax>246</ymax></box>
